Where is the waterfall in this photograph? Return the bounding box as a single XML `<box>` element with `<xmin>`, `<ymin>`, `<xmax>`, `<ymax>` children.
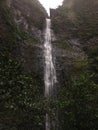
<box><xmin>44</xmin><ymin>18</ymin><xmax>57</xmax><ymax>130</ymax></box>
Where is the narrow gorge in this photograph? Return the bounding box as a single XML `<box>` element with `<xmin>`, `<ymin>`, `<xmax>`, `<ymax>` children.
<box><xmin>0</xmin><ymin>0</ymin><xmax>98</xmax><ymax>130</ymax></box>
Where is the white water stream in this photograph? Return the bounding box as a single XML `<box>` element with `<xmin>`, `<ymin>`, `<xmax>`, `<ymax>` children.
<box><xmin>44</xmin><ymin>19</ymin><xmax>57</xmax><ymax>130</ymax></box>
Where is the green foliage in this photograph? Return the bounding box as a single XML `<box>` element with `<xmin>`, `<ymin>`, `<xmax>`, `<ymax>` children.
<box><xmin>73</xmin><ymin>60</ymin><xmax>88</xmax><ymax>74</ymax></box>
<box><xmin>55</xmin><ymin>40</ymin><xmax>73</xmax><ymax>51</ymax></box>
<box><xmin>50</xmin><ymin>1</ymin><xmax>98</xmax><ymax>130</ymax></box>
<box><xmin>0</xmin><ymin>1</ymin><xmax>46</xmax><ymax>129</ymax></box>
<box><xmin>88</xmin><ymin>47</ymin><xmax>98</xmax><ymax>84</ymax></box>
<box><xmin>51</xmin><ymin>0</ymin><xmax>98</xmax><ymax>39</ymax></box>
<box><xmin>57</xmin><ymin>72</ymin><xmax>98</xmax><ymax>130</ymax></box>
<box><xmin>0</xmin><ymin>51</ymin><xmax>45</xmax><ymax>129</ymax></box>
<box><xmin>72</xmin><ymin>0</ymin><xmax>98</xmax><ymax>39</ymax></box>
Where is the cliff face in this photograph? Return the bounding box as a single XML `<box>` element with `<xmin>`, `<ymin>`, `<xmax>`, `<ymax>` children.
<box><xmin>51</xmin><ymin>0</ymin><xmax>98</xmax><ymax>39</ymax></box>
<box><xmin>0</xmin><ymin>0</ymin><xmax>47</xmax><ymax>38</ymax></box>
<box><xmin>51</xmin><ymin>1</ymin><xmax>98</xmax><ymax>130</ymax></box>
<box><xmin>0</xmin><ymin>0</ymin><xmax>47</xmax><ymax>77</ymax></box>
<box><xmin>0</xmin><ymin>0</ymin><xmax>47</xmax><ymax>129</ymax></box>
<box><xmin>10</xmin><ymin>0</ymin><xmax>47</xmax><ymax>78</ymax></box>
<box><xmin>51</xmin><ymin>0</ymin><xmax>98</xmax><ymax>86</ymax></box>
<box><xmin>11</xmin><ymin>0</ymin><xmax>47</xmax><ymax>30</ymax></box>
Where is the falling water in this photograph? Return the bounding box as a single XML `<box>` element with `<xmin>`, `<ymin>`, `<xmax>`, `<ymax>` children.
<box><xmin>44</xmin><ymin>19</ymin><xmax>57</xmax><ymax>130</ymax></box>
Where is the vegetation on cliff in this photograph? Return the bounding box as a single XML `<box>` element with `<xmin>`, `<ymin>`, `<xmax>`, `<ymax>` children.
<box><xmin>0</xmin><ymin>0</ymin><xmax>47</xmax><ymax>129</ymax></box>
<box><xmin>0</xmin><ymin>0</ymin><xmax>98</xmax><ymax>130</ymax></box>
<box><xmin>11</xmin><ymin>0</ymin><xmax>47</xmax><ymax>30</ymax></box>
<box><xmin>51</xmin><ymin>0</ymin><xmax>98</xmax><ymax>130</ymax></box>
<box><xmin>51</xmin><ymin>0</ymin><xmax>98</xmax><ymax>39</ymax></box>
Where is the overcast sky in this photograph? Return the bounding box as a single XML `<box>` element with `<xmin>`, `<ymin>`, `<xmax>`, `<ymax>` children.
<box><xmin>39</xmin><ymin>0</ymin><xmax>63</xmax><ymax>15</ymax></box>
